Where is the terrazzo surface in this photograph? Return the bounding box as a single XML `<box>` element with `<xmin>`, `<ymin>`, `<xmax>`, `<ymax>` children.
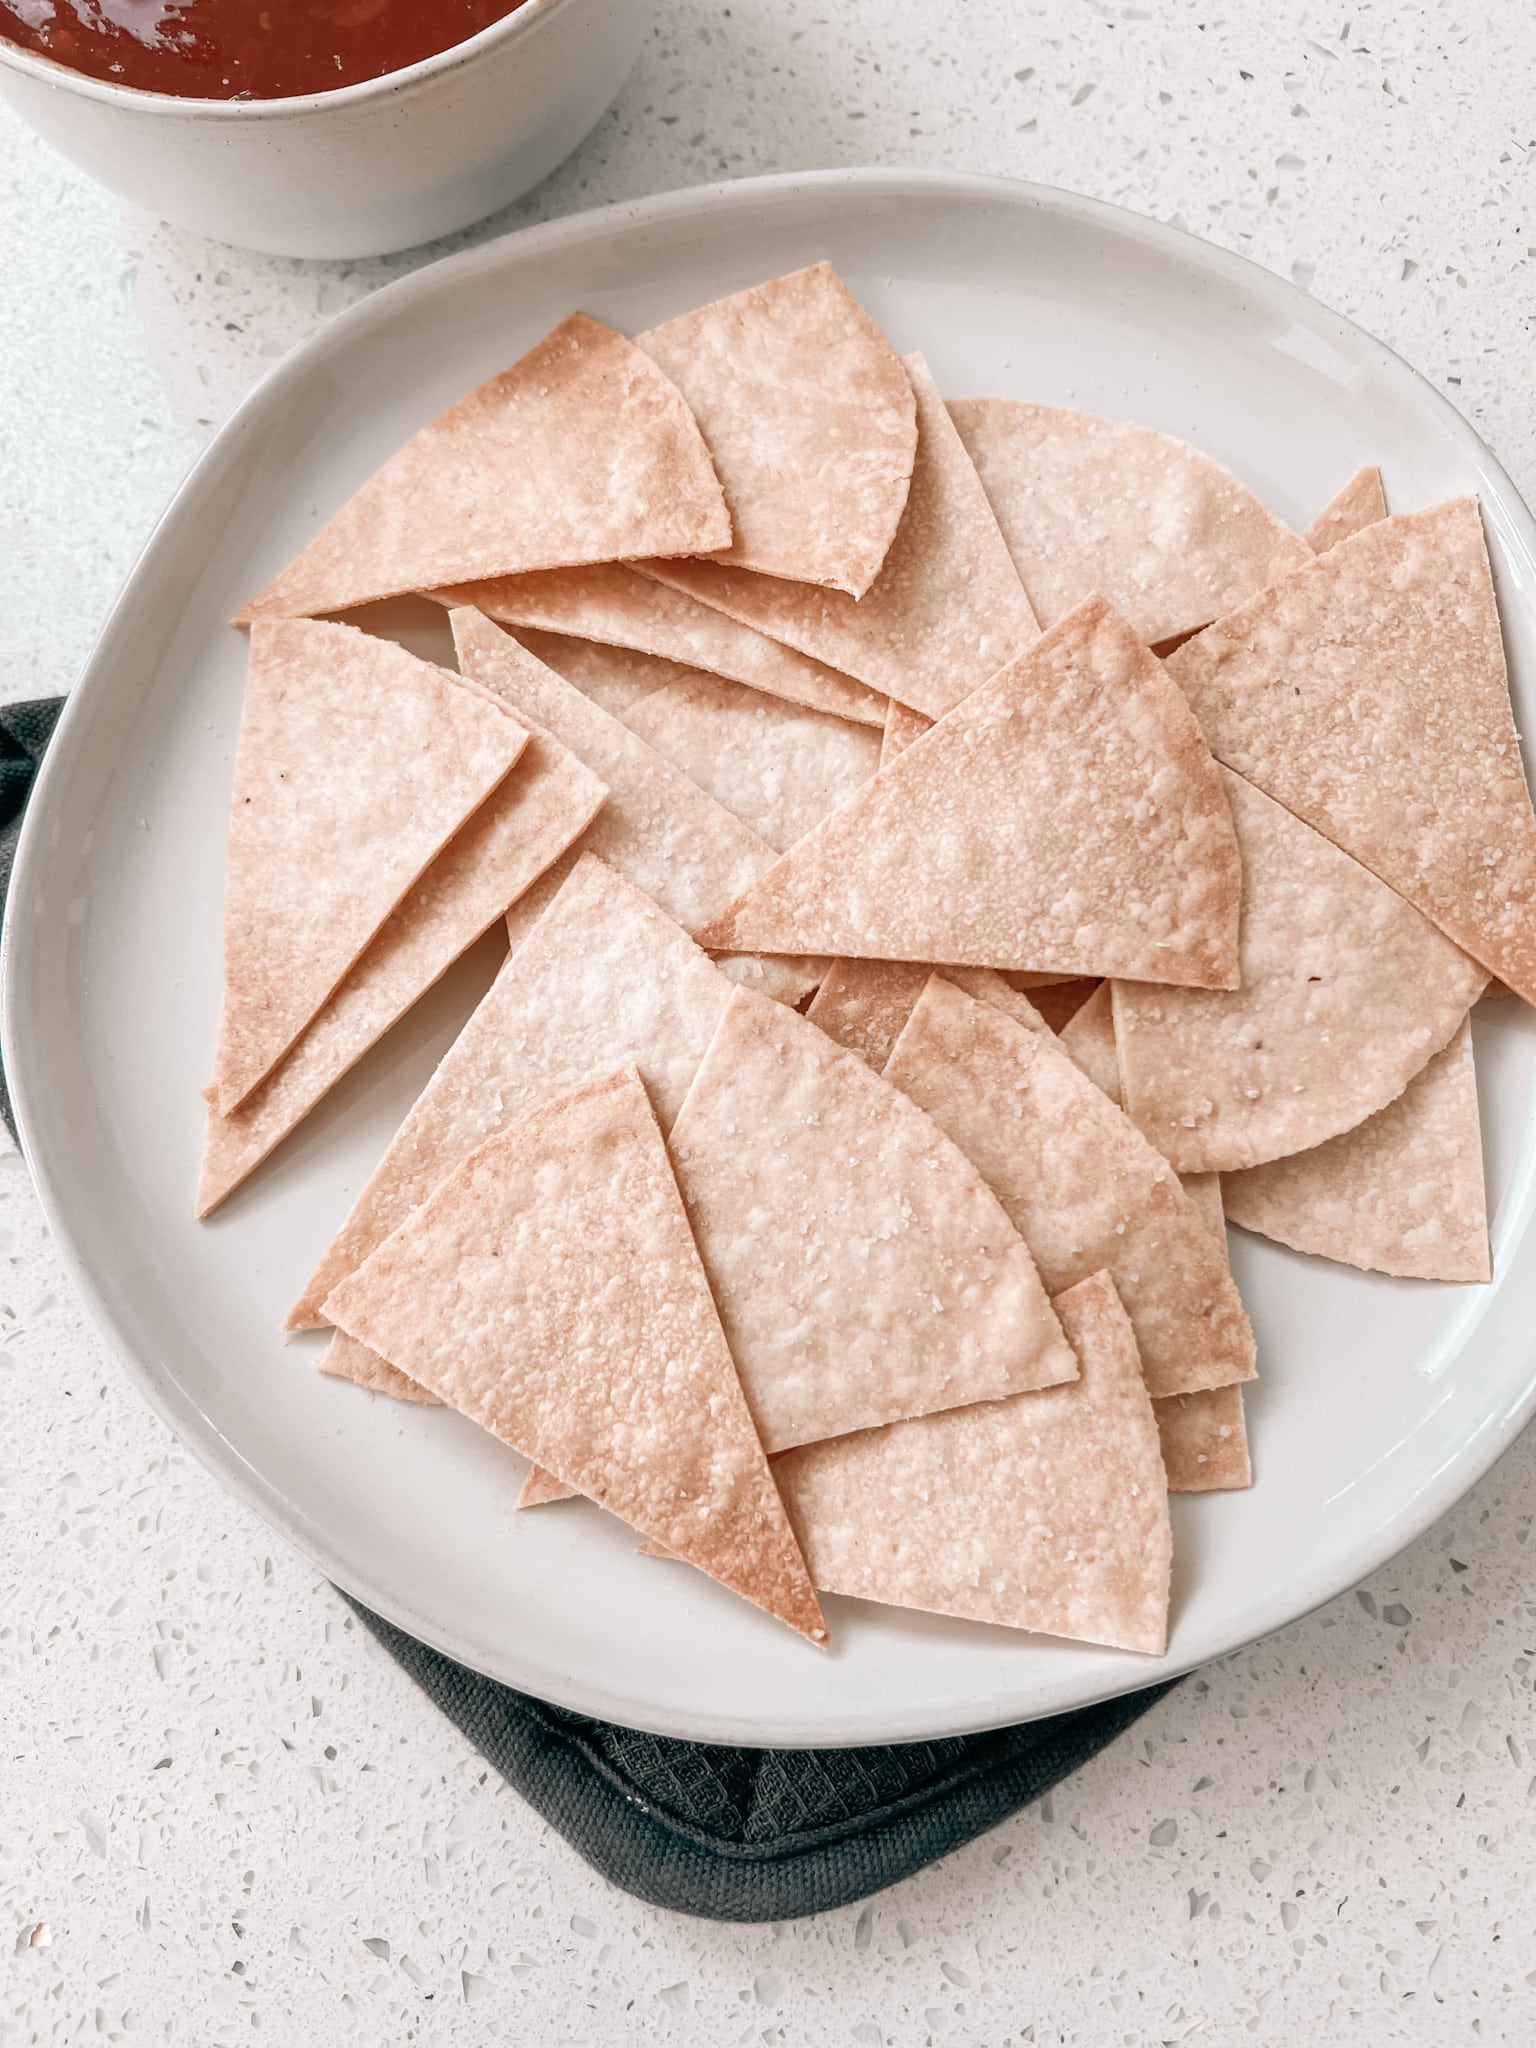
<box><xmin>5</xmin><ymin>2</ymin><xmax>1536</xmax><ymax>2039</ymax></box>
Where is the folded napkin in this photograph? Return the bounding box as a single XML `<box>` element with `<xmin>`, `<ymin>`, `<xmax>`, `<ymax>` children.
<box><xmin>3</xmin><ymin>693</ymin><xmax>1174</xmax><ymax>1921</ymax></box>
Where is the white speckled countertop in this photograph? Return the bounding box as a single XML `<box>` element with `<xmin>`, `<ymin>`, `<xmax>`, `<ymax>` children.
<box><xmin>5</xmin><ymin>3</ymin><xmax>1536</xmax><ymax>2039</ymax></box>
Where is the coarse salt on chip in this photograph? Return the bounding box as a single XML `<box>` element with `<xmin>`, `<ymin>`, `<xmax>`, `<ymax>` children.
<box><xmin>288</xmin><ymin>855</ymin><xmax>734</xmax><ymax>1334</ymax></box>
<box><xmin>322</xmin><ymin>1067</ymin><xmax>826</xmax><ymax>1644</ymax></box>
<box><xmin>197</xmin><ymin>721</ymin><xmax>606</xmax><ymax>1214</ymax></box>
<box><xmin>1113</xmin><ymin>768</ymin><xmax>1488</xmax><ymax>1173</ymax></box>
<box><xmin>208</xmin><ymin>619</ymin><xmax>529</xmax><ymax>1116</ymax></box>
<box><xmin>1304</xmin><ymin>466</ymin><xmax>1387</xmax><ymax>553</ymax></box>
<box><xmin>643</xmin><ymin>354</ymin><xmax>1037</xmax><ymax>718</ymax></box>
<box><xmin>237</xmin><ymin>315</ymin><xmax>730</xmax><ymax>621</ymax></box>
<box><xmin>637</xmin><ymin>263</ymin><xmax>917</xmax><ymax>597</ymax></box>
<box><xmin>695</xmin><ymin>596</ymin><xmax>1242</xmax><ymax>988</ymax></box>
<box><xmin>772</xmin><ymin>1271</ymin><xmax>1173</xmax><ymax>1655</ymax></box>
<box><xmin>947</xmin><ymin>399</ymin><xmax>1310</xmax><ymax>644</ymax></box>
<box><xmin>1167</xmin><ymin>498</ymin><xmax>1536</xmax><ymax>1007</ymax></box>
<box><xmin>451</xmin><ymin>606</ymin><xmax>821</xmax><ymax>1004</ymax></box>
<box><xmin>1222</xmin><ymin>1015</ymin><xmax>1489</xmax><ymax>1282</ymax></box>
<box><xmin>883</xmin><ymin>976</ymin><xmax>1254</xmax><ymax>1397</ymax></box>
<box><xmin>666</xmin><ymin>985</ymin><xmax>1076</xmax><ymax>1453</ymax></box>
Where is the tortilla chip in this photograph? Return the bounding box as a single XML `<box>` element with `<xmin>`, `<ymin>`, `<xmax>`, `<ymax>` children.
<box><xmin>434</xmin><ymin>565</ymin><xmax>886</xmax><ymax>726</ymax></box>
<box><xmin>623</xmin><ymin>672</ymin><xmax>881</xmax><ymax>851</ymax></box>
<box><xmin>1058</xmin><ymin>982</ymin><xmax>1122</xmax><ymax>1103</ymax></box>
<box><xmin>518</xmin><ymin>1465</ymin><xmax>577</xmax><ymax>1508</ymax></box>
<box><xmin>1305</xmin><ymin>465</ymin><xmax>1387</xmax><ymax>552</ymax></box>
<box><xmin>947</xmin><ymin>399</ymin><xmax>1310</xmax><ymax>644</ymax></box>
<box><xmin>510</xmin><ymin>629</ymin><xmax>696</xmax><ymax>719</ymax></box>
<box><xmin>667</xmin><ymin>985</ymin><xmax>1076</xmax><ymax>1452</ymax></box>
<box><xmin>1179</xmin><ymin>1171</ymin><xmax>1227</xmax><ymax>1246</ymax></box>
<box><xmin>1114</xmin><ymin>768</ymin><xmax>1488</xmax><ymax>1172</ymax></box>
<box><xmin>197</xmin><ymin>728</ymin><xmax>606</xmax><ymax>1214</ymax></box>
<box><xmin>642</xmin><ymin>355</ymin><xmax>1037</xmax><ymax>717</ymax></box>
<box><xmin>803</xmin><ymin>960</ymin><xmax>931</xmax><ymax>1070</ymax></box>
<box><xmin>288</xmin><ymin>854</ymin><xmax>733</xmax><ymax>1331</ymax></box>
<box><xmin>773</xmin><ymin>1271</ymin><xmax>1172</xmax><ymax>1654</ymax></box>
<box><xmin>884</xmin><ymin>977</ymin><xmax>1254</xmax><ymax>1396</ymax></box>
<box><xmin>451</xmin><ymin>607</ymin><xmax>819</xmax><ymax>1004</ymax></box>
<box><xmin>208</xmin><ymin>620</ymin><xmax>528</xmax><ymax>1115</ymax></box>
<box><xmin>1222</xmin><ymin>1016</ymin><xmax>1489</xmax><ymax>1281</ymax></box>
<box><xmin>1167</xmin><ymin>499</ymin><xmax>1536</xmax><ymax>1005</ymax></box>
<box><xmin>881</xmin><ymin>699</ymin><xmax>933</xmax><ymax>766</ymax></box>
<box><xmin>637</xmin><ymin>264</ymin><xmax>917</xmax><ymax>596</ymax></box>
<box><xmin>318</xmin><ymin>1336</ymin><xmax>439</xmax><ymax>1405</ymax></box>
<box><xmin>323</xmin><ymin>1068</ymin><xmax>825</xmax><ymax>1643</ymax></box>
<box><xmin>1154</xmin><ymin>1385</ymin><xmax>1251</xmax><ymax>1492</ymax></box>
<box><xmin>236</xmin><ymin>316</ymin><xmax>730</xmax><ymax>621</ymax></box>
<box><xmin>696</xmin><ymin>597</ymin><xmax>1242</xmax><ymax>988</ymax></box>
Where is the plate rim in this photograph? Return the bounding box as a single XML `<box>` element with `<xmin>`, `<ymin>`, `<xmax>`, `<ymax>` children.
<box><xmin>8</xmin><ymin>164</ymin><xmax>1536</xmax><ymax>1747</ymax></box>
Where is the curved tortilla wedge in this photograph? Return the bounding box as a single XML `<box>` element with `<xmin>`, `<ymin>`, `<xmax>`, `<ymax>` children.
<box><xmin>667</xmin><ymin>985</ymin><xmax>1076</xmax><ymax>1453</ymax></box>
<box><xmin>1305</xmin><ymin>465</ymin><xmax>1387</xmax><ymax>552</ymax></box>
<box><xmin>696</xmin><ymin>597</ymin><xmax>1242</xmax><ymax>987</ymax></box>
<box><xmin>643</xmin><ymin>355</ymin><xmax>1037</xmax><ymax>717</ymax></box>
<box><xmin>1167</xmin><ymin>498</ymin><xmax>1536</xmax><ymax>1005</ymax></box>
<box><xmin>322</xmin><ymin>1069</ymin><xmax>826</xmax><ymax>1645</ymax></box>
<box><xmin>1222</xmin><ymin>1016</ymin><xmax>1489</xmax><ymax>1281</ymax></box>
<box><xmin>883</xmin><ymin>977</ymin><xmax>1255</xmax><ymax>1397</ymax></box>
<box><xmin>772</xmin><ymin>1271</ymin><xmax>1173</xmax><ymax>1655</ymax></box>
<box><xmin>637</xmin><ymin>264</ymin><xmax>917</xmax><ymax>596</ymax></box>
<box><xmin>237</xmin><ymin>315</ymin><xmax>730</xmax><ymax>620</ymax></box>
<box><xmin>208</xmin><ymin>619</ymin><xmax>529</xmax><ymax>1115</ymax></box>
<box><xmin>948</xmin><ymin>399</ymin><xmax>1309</xmax><ymax>643</ymax></box>
<box><xmin>1114</xmin><ymin>770</ymin><xmax>1488</xmax><ymax>1172</ymax></box>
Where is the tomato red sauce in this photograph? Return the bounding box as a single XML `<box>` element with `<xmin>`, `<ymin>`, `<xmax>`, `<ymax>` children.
<box><xmin>0</xmin><ymin>0</ymin><xmax>530</xmax><ymax>100</ymax></box>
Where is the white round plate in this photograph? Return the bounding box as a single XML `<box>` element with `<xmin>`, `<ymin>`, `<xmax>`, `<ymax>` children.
<box><xmin>8</xmin><ymin>170</ymin><xmax>1536</xmax><ymax>1746</ymax></box>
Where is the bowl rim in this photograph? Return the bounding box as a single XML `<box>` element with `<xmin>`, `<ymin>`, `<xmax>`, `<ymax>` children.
<box><xmin>0</xmin><ymin>0</ymin><xmax>575</xmax><ymax>121</ymax></box>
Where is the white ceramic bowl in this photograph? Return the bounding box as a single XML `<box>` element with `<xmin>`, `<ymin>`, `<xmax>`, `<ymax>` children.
<box><xmin>0</xmin><ymin>0</ymin><xmax>651</xmax><ymax>259</ymax></box>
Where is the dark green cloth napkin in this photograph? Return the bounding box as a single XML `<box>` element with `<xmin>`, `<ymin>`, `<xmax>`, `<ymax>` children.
<box><xmin>4</xmin><ymin>693</ymin><xmax>1176</xmax><ymax>1922</ymax></box>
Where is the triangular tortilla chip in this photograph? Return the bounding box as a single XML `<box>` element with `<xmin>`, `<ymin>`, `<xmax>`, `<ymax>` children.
<box><xmin>322</xmin><ymin>1068</ymin><xmax>826</xmax><ymax>1644</ymax></box>
<box><xmin>642</xmin><ymin>355</ymin><xmax>1038</xmax><ymax>717</ymax></box>
<box><xmin>1114</xmin><ymin>769</ymin><xmax>1489</xmax><ymax>1172</ymax></box>
<box><xmin>197</xmin><ymin>727</ymin><xmax>606</xmax><ymax>1214</ymax></box>
<box><xmin>511</xmin><ymin>629</ymin><xmax>694</xmax><ymax>719</ymax></box>
<box><xmin>667</xmin><ymin>985</ymin><xmax>1076</xmax><ymax>1452</ymax></box>
<box><xmin>884</xmin><ymin>977</ymin><xmax>1254</xmax><ymax>1396</ymax></box>
<box><xmin>288</xmin><ymin>855</ymin><xmax>733</xmax><ymax>1331</ymax></box>
<box><xmin>1179</xmin><ymin>1171</ymin><xmax>1227</xmax><ymax>1246</ymax></box>
<box><xmin>947</xmin><ymin>399</ymin><xmax>1310</xmax><ymax>643</ymax></box>
<box><xmin>1305</xmin><ymin>465</ymin><xmax>1387</xmax><ymax>552</ymax></box>
<box><xmin>623</xmin><ymin>671</ymin><xmax>881</xmax><ymax>852</ymax></box>
<box><xmin>517</xmin><ymin>1465</ymin><xmax>577</xmax><ymax>1508</ymax></box>
<box><xmin>881</xmin><ymin>698</ymin><xmax>933</xmax><ymax>766</ymax></box>
<box><xmin>773</xmin><ymin>1271</ymin><xmax>1172</xmax><ymax>1654</ymax></box>
<box><xmin>1154</xmin><ymin>1385</ymin><xmax>1251</xmax><ymax>1493</ymax></box>
<box><xmin>236</xmin><ymin>316</ymin><xmax>730</xmax><ymax>621</ymax></box>
<box><xmin>1058</xmin><ymin>981</ymin><xmax>1122</xmax><ymax>1103</ymax></box>
<box><xmin>208</xmin><ymin>620</ymin><xmax>528</xmax><ymax>1115</ymax></box>
<box><xmin>1222</xmin><ymin>1016</ymin><xmax>1489</xmax><ymax>1281</ymax></box>
<box><xmin>433</xmin><ymin>565</ymin><xmax>886</xmax><ymax>725</ymax></box>
<box><xmin>804</xmin><ymin>960</ymin><xmax>932</xmax><ymax>1071</ymax></box>
<box><xmin>695</xmin><ymin>597</ymin><xmax>1242</xmax><ymax>987</ymax></box>
<box><xmin>320</xmin><ymin>1338</ymin><xmax>438</xmax><ymax>1405</ymax></box>
<box><xmin>637</xmin><ymin>264</ymin><xmax>917</xmax><ymax>596</ymax></box>
<box><xmin>1167</xmin><ymin>499</ymin><xmax>1536</xmax><ymax>1005</ymax></box>
<box><xmin>451</xmin><ymin>607</ymin><xmax>819</xmax><ymax>1004</ymax></box>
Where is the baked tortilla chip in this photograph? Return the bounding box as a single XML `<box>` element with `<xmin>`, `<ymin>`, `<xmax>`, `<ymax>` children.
<box><xmin>1115</xmin><ymin>769</ymin><xmax>1488</xmax><ymax>1172</ymax></box>
<box><xmin>804</xmin><ymin>960</ymin><xmax>931</xmax><ymax>1071</ymax></box>
<box><xmin>624</xmin><ymin>672</ymin><xmax>881</xmax><ymax>852</ymax></box>
<box><xmin>434</xmin><ymin>564</ymin><xmax>885</xmax><ymax>725</ymax></box>
<box><xmin>1154</xmin><ymin>1385</ymin><xmax>1251</xmax><ymax>1492</ymax></box>
<box><xmin>637</xmin><ymin>264</ymin><xmax>917</xmax><ymax>596</ymax></box>
<box><xmin>209</xmin><ymin>620</ymin><xmax>528</xmax><ymax>1115</ymax></box>
<box><xmin>1222</xmin><ymin>1016</ymin><xmax>1490</xmax><ymax>1281</ymax></box>
<box><xmin>773</xmin><ymin>1271</ymin><xmax>1172</xmax><ymax>1654</ymax></box>
<box><xmin>236</xmin><ymin>315</ymin><xmax>730</xmax><ymax>621</ymax></box>
<box><xmin>1305</xmin><ymin>465</ymin><xmax>1387</xmax><ymax>552</ymax></box>
<box><xmin>289</xmin><ymin>855</ymin><xmax>733</xmax><ymax>1331</ymax></box>
<box><xmin>667</xmin><ymin>985</ymin><xmax>1076</xmax><ymax>1452</ymax></box>
<box><xmin>643</xmin><ymin>355</ymin><xmax>1037</xmax><ymax>717</ymax></box>
<box><xmin>696</xmin><ymin>597</ymin><xmax>1242</xmax><ymax>987</ymax></box>
<box><xmin>881</xmin><ymin>698</ymin><xmax>933</xmax><ymax>766</ymax></box>
<box><xmin>319</xmin><ymin>1336</ymin><xmax>438</xmax><ymax>1405</ymax></box>
<box><xmin>1057</xmin><ymin>981</ymin><xmax>1123</xmax><ymax>1105</ymax></box>
<box><xmin>197</xmin><ymin>726</ymin><xmax>606</xmax><ymax>1214</ymax></box>
<box><xmin>884</xmin><ymin>977</ymin><xmax>1254</xmax><ymax>1396</ymax></box>
<box><xmin>1167</xmin><ymin>499</ymin><xmax>1536</xmax><ymax>1005</ymax></box>
<box><xmin>323</xmin><ymin>1068</ymin><xmax>825</xmax><ymax>1643</ymax></box>
<box><xmin>451</xmin><ymin>607</ymin><xmax>819</xmax><ymax>1004</ymax></box>
<box><xmin>510</xmin><ymin>629</ymin><xmax>694</xmax><ymax>719</ymax></box>
<box><xmin>948</xmin><ymin>399</ymin><xmax>1310</xmax><ymax>643</ymax></box>
<box><xmin>1179</xmin><ymin>1171</ymin><xmax>1227</xmax><ymax>1246</ymax></box>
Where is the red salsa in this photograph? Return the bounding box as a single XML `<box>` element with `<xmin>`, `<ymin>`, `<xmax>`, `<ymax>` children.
<box><xmin>0</xmin><ymin>0</ymin><xmax>530</xmax><ymax>100</ymax></box>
